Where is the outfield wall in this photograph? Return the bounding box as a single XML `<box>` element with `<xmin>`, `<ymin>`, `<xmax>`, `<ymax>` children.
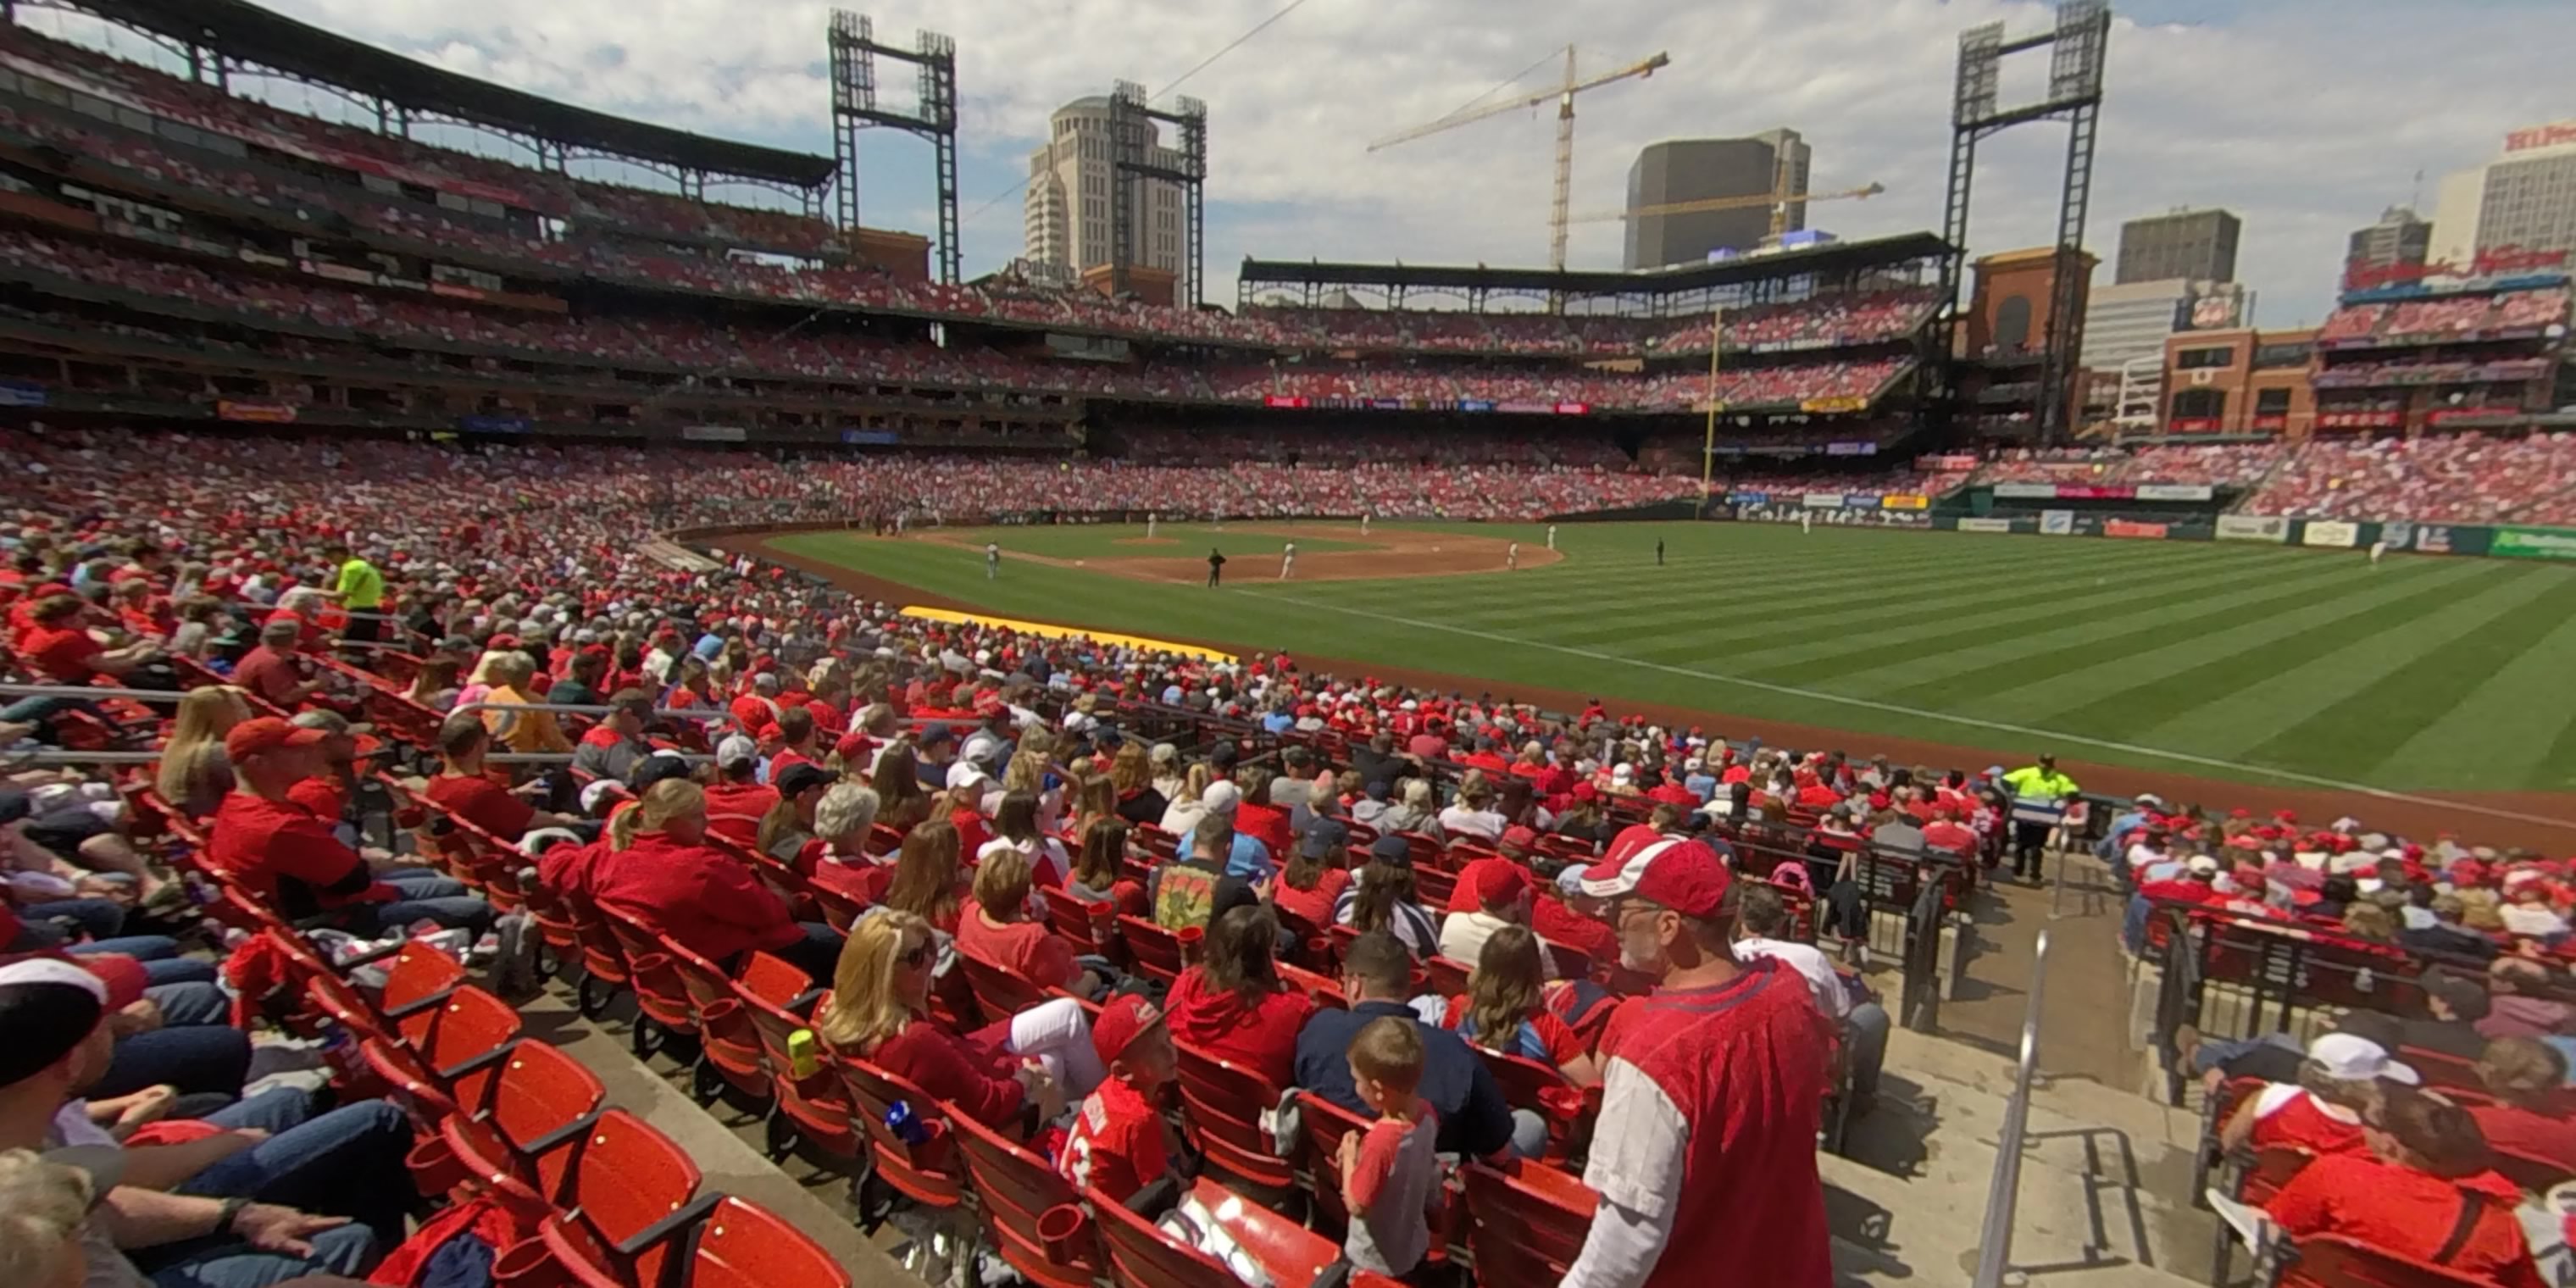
<box><xmin>1929</xmin><ymin>511</ymin><xmax>2576</xmax><ymax>560</ymax></box>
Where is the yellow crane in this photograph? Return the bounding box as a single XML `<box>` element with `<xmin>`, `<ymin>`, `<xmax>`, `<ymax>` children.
<box><xmin>1568</xmin><ymin>180</ymin><xmax>1888</xmax><ymax>241</ymax></box>
<box><xmin>1368</xmin><ymin>47</ymin><xmax>1671</xmax><ymax>272</ymax></box>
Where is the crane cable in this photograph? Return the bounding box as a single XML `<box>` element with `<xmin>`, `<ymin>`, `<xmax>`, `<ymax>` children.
<box><xmin>958</xmin><ymin>0</ymin><xmax>1317</xmax><ymax>226</ymax></box>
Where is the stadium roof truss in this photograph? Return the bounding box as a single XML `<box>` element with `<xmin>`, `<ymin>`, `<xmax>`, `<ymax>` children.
<box><xmin>31</xmin><ymin>0</ymin><xmax>841</xmax><ymax>196</ymax></box>
<box><xmin>1235</xmin><ymin>230</ymin><xmax>1954</xmax><ymax>316</ymax></box>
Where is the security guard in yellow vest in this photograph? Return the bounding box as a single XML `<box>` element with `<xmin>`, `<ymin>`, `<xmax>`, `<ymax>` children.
<box><xmin>1999</xmin><ymin>755</ymin><xmax>2081</xmax><ymax>882</ymax></box>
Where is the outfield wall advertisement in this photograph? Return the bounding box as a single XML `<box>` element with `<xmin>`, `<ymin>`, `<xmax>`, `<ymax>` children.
<box><xmin>2217</xmin><ymin>515</ymin><xmax>2289</xmax><ymax>542</ymax></box>
<box><xmin>2301</xmin><ymin>520</ymin><xmax>2362</xmax><ymax>548</ymax></box>
<box><xmin>2492</xmin><ymin>526</ymin><xmax>2576</xmax><ymax>560</ymax></box>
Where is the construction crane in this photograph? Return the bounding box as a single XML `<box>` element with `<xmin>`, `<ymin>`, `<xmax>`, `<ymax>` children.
<box><xmin>1368</xmin><ymin>47</ymin><xmax>1671</xmax><ymax>272</ymax></box>
<box><xmin>1568</xmin><ymin>180</ymin><xmax>1888</xmax><ymax>240</ymax></box>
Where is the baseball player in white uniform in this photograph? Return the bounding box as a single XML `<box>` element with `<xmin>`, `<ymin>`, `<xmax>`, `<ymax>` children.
<box><xmin>985</xmin><ymin>542</ymin><xmax>1000</xmax><ymax>580</ymax></box>
<box><xmin>1546</xmin><ymin>524</ymin><xmax>1557</xmax><ymax>551</ymax></box>
<box><xmin>1507</xmin><ymin>542</ymin><xmax>1519</xmax><ymax>570</ymax></box>
<box><xmin>1280</xmin><ymin>541</ymin><xmax>1297</xmax><ymax>580</ymax></box>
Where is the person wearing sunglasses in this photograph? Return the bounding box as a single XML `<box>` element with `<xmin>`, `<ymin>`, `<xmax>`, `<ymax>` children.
<box><xmin>1559</xmin><ymin>837</ymin><xmax>1837</xmax><ymax>1288</ymax></box>
<box><xmin>817</xmin><ymin>913</ymin><xmax>1104</xmax><ymax>1138</ymax></box>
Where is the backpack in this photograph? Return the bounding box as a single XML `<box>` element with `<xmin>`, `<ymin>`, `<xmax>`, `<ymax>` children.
<box><xmin>1152</xmin><ymin>863</ymin><xmax>1220</xmax><ymax>932</ymax></box>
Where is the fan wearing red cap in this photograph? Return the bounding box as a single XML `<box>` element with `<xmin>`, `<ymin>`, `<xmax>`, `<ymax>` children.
<box><xmin>210</xmin><ymin>718</ymin><xmax>491</xmax><ymax>935</ymax></box>
<box><xmin>1057</xmin><ymin>994</ymin><xmax>1179</xmax><ymax>1206</ymax></box>
<box><xmin>1437</xmin><ymin>859</ymin><xmax>1556</xmax><ymax>976</ymax></box>
<box><xmin>1562</xmin><ymin>838</ymin><xmax>1836</xmax><ymax>1288</ymax></box>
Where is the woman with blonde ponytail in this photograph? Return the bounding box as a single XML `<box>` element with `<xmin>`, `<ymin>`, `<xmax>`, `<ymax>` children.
<box><xmin>591</xmin><ymin>779</ymin><xmax>845</xmax><ymax>980</ymax></box>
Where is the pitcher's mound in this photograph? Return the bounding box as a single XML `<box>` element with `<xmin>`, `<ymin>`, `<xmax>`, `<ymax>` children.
<box><xmin>1113</xmin><ymin>537</ymin><xmax>1180</xmax><ymax>547</ymax></box>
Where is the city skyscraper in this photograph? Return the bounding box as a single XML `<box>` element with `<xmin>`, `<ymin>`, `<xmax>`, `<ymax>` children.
<box><xmin>2114</xmin><ymin>208</ymin><xmax>2241</xmax><ymax>285</ymax></box>
<box><xmin>1622</xmin><ymin>130</ymin><xmax>1811</xmax><ymax>270</ymax></box>
<box><xmin>1024</xmin><ymin>97</ymin><xmax>1182</xmax><ymax>276</ymax></box>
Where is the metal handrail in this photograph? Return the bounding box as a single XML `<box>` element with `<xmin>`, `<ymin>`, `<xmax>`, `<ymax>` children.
<box><xmin>0</xmin><ymin>683</ymin><xmax>184</xmax><ymax>702</ymax></box>
<box><xmin>453</xmin><ymin>701</ymin><xmax>723</xmax><ymax>722</ymax></box>
<box><xmin>1974</xmin><ymin>926</ymin><xmax>2051</xmax><ymax>1288</ymax></box>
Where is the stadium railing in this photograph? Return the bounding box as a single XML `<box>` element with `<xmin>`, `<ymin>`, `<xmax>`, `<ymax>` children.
<box><xmin>1973</xmin><ymin>926</ymin><xmax>2051</xmax><ymax>1288</ymax></box>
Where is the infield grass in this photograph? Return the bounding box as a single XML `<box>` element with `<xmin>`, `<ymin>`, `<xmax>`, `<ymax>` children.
<box><xmin>762</xmin><ymin>521</ymin><xmax>2576</xmax><ymax>794</ymax></box>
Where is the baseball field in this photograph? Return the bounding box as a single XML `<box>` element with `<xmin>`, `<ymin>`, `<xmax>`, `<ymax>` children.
<box><xmin>744</xmin><ymin>520</ymin><xmax>2576</xmax><ymax>830</ymax></box>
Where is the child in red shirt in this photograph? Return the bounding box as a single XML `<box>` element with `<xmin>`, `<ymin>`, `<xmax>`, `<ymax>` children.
<box><xmin>1059</xmin><ymin>995</ymin><xmax>1180</xmax><ymax>1205</ymax></box>
<box><xmin>1340</xmin><ymin>1016</ymin><xmax>1441</xmax><ymax>1277</ymax></box>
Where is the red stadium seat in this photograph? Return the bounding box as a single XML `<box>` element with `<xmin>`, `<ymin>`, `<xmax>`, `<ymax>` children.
<box><xmin>438</xmin><ymin>1038</ymin><xmax>605</xmax><ymax>1219</ymax></box>
<box><xmin>682</xmin><ymin>1196</ymin><xmax>851</xmax><ymax>1288</ymax></box>
<box><xmin>532</xmin><ymin>1109</ymin><xmax>711</xmax><ymax>1288</ymax></box>
<box><xmin>2273</xmin><ymin>1234</ymin><xmax>2496</xmax><ymax>1288</ymax></box>
<box><xmin>731</xmin><ymin>952</ymin><xmax>857</xmax><ymax>1163</ymax></box>
<box><xmin>832</xmin><ymin>1054</ymin><xmax>973</xmax><ymax>1212</ymax></box>
<box><xmin>951</xmin><ymin>1108</ymin><xmax>1107</xmax><ymax>1288</ymax></box>
<box><xmin>659</xmin><ymin>941</ymin><xmax>772</xmax><ymax>1109</ymax></box>
<box><xmin>1461</xmin><ymin>1156</ymin><xmax>1598</xmax><ymax>1288</ymax></box>
<box><xmin>1171</xmin><ymin>1041</ymin><xmax>1295</xmax><ymax>1198</ymax></box>
<box><xmin>1118</xmin><ymin>916</ymin><xmax>1199</xmax><ymax>983</ymax></box>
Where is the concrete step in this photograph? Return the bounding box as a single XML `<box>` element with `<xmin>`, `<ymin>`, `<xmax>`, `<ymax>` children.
<box><xmin>1831</xmin><ymin>1025</ymin><xmax>2221</xmax><ymax>1287</ymax></box>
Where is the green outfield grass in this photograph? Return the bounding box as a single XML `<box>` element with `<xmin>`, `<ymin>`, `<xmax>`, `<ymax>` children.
<box><xmin>763</xmin><ymin>522</ymin><xmax>2576</xmax><ymax>794</ymax></box>
<box><xmin>924</xmin><ymin>523</ymin><xmax>1376</xmax><ymax>558</ymax></box>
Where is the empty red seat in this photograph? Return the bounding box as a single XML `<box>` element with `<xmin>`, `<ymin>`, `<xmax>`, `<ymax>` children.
<box><xmin>732</xmin><ymin>952</ymin><xmax>855</xmax><ymax>1163</ymax></box>
<box><xmin>952</xmin><ymin>1107</ymin><xmax>1105</xmax><ymax>1288</ymax></box>
<box><xmin>1118</xmin><ymin>915</ymin><xmax>1198</xmax><ymax>983</ymax></box>
<box><xmin>440</xmin><ymin>1038</ymin><xmax>605</xmax><ymax>1219</ymax></box>
<box><xmin>1172</xmin><ymin>1041</ymin><xmax>1294</xmax><ymax>1198</ymax></box>
<box><xmin>1462</xmin><ymin>1156</ymin><xmax>1597</xmax><ymax>1288</ymax></box>
<box><xmin>659</xmin><ymin>940</ymin><xmax>772</xmax><ymax>1109</ymax></box>
<box><xmin>682</xmin><ymin>1196</ymin><xmax>850</xmax><ymax>1288</ymax></box>
<box><xmin>532</xmin><ymin>1108</ymin><xmax>711</xmax><ymax>1288</ymax></box>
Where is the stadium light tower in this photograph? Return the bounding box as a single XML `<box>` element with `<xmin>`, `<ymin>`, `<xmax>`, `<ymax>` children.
<box><xmin>828</xmin><ymin>12</ymin><xmax>963</xmax><ymax>284</ymax></box>
<box><xmin>1940</xmin><ymin>0</ymin><xmax>2112</xmax><ymax>442</ymax></box>
<box><xmin>1108</xmin><ymin>80</ymin><xmax>1208</xmax><ymax>308</ymax></box>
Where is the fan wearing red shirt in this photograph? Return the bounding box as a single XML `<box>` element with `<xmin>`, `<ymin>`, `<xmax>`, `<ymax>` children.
<box><xmin>1166</xmin><ymin>904</ymin><xmax>1319</xmax><ymax>1087</ymax></box>
<box><xmin>816</xmin><ymin>912</ymin><xmax>1091</xmax><ymax>1136</ymax></box>
<box><xmin>231</xmin><ymin>619</ymin><xmax>326</xmax><ymax>711</ymax></box>
<box><xmin>1922</xmin><ymin>808</ymin><xmax>1980</xmax><ymax>858</ymax></box>
<box><xmin>18</xmin><ymin>592</ymin><xmax>158</xmax><ymax>686</ymax></box>
<box><xmin>592</xmin><ymin>779</ymin><xmax>839</xmax><ymax>982</ymax></box>
<box><xmin>956</xmin><ymin>850</ymin><xmax>1091</xmax><ymax>996</ymax></box>
<box><xmin>2263</xmin><ymin>1085</ymin><xmax>2543</xmax><ymax>1288</ymax></box>
<box><xmin>425</xmin><ymin>716</ymin><xmax>585</xmax><ymax>841</ymax></box>
<box><xmin>1232</xmin><ymin>769</ymin><xmax>1296</xmax><ymax>863</ymax></box>
<box><xmin>1274</xmin><ymin>824</ymin><xmax>1355</xmax><ymax>930</ymax></box>
<box><xmin>1060</xmin><ymin>995</ymin><xmax>1182</xmax><ymax>1205</ymax></box>
<box><xmin>208</xmin><ymin>717</ymin><xmax>490</xmax><ymax>934</ymax></box>
<box><xmin>1563</xmin><ymin>839</ymin><xmax>1835</xmax><ymax>1288</ymax></box>
<box><xmin>702</xmin><ymin>736</ymin><xmax>780</xmax><ymax>845</ymax></box>
<box><xmin>2219</xmin><ymin>1033</ymin><xmax>2412</xmax><ymax>1160</ymax></box>
<box><xmin>768</xmin><ymin>707</ymin><xmax>823</xmax><ymax>780</ymax></box>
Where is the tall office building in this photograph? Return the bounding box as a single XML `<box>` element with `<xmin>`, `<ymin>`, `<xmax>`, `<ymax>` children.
<box><xmin>2429</xmin><ymin>120</ymin><xmax>2576</xmax><ymax>268</ymax></box>
<box><xmin>1023</xmin><ymin>96</ymin><xmax>1182</xmax><ymax>276</ymax></box>
<box><xmin>2113</xmin><ymin>208</ymin><xmax>2241</xmax><ymax>285</ymax></box>
<box><xmin>2080</xmin><ymin>278</ymin><xmax>2245</xmax><ymax>374</ymax></box>
<box><xmin>2346</xmin><ymin>206</ymin><xmax>2431</xmax><ymax>274</ymax></box>
<box><xmin>1622</xmin><ymin>130</ymin><xmax>1810</xmax><ymax>270</ymax></box>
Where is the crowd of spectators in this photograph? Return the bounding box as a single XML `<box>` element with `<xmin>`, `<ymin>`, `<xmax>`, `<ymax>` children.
<box><xmin>2240</xmin><ymin>433</ymin><xmax>2576</xmax><ymax>525</ymax></box>
<box><xmin>3</xmin><ymin>420</ymin><xmax>2573</xmax><ymax>1284</ymax></box>
<box><xmin>2311</xmin><ymin>357</ymin><xmax>2557</xmax><ymax>390</ymax></box>
<box><xmin>1971</xmin><ymin>443</ymin><xmax>2291</xmax><ymax>489</ymax></box>
<box><xmin>2319</xmin><ymin>290</ymin><xmax>2571</xmax><ymax>347</ymax></box>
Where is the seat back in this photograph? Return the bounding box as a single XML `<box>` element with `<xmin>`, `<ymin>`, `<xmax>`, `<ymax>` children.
<box><xmin>443</xmin><ymin>1039</ymin><xmax>604</xmax><ymax>1214</ymax></box>
<box><xmin>1171</xmin><ymin>1041</ymin><xmax>1293</xmax><ymax>1193</ymax></box>
<box><xmin>832</xmin><ymin>1053</ymin><xmax>970</xmax><ymax>1208</ymax></box>
<box><xmin>2274</xmin><ymin>1234</ymin><xmax>2497</xmax><ymax>1288</ymax></box>
<box><xmin>382</xmin><ymin>942</ymin><xmax>469</xmax><ymax>1035</ymax></box>
<box><xmin>1090</xmin><ymin>1184</ymin><xmax>1254</xmax><ymax>1288</ymax></box>
<box><xmin>951</xmin><ymin>1109</ymin><xmax>1104</xmax><ymax>1288</ymax></box>
<box><xmin>412</xmin><ymin>985</ymin><xmax>525</xmax><ymax>1110</ymax></box>
<box><xmin>601</xmin><ymin>912</ymin><xmax>697</xmax><ymax>1032</ymax></box>
<box><xmin>568</xmin><ymin>898</ymin><xmax>631</xmax><ymax>987</ymax></box>
<box><xmin>566</xmin><ymin>1102</ymin><xmax>705</xmax><ymax>1288</ymax></box>
<box><xmin>1118</xmin><ymin>915</ymin><xmax>1196</xmax><ymax>983</ymax></box>
<box><xmin>1461</xmin><ymin>1156</ymin><xmax>1599</xmax><ymax>1288</ymax></box>
<box><xmin>1424</xmin><ymin>955</ymin><xmax>1472</xmax><ymax>999</ymax></box>
<box><xmin>1293</xmin><ymin>1091</ymin><xmax>1374</xmax><ymax>1235</ymax></box>
<box><xmin>958</xmin><ymin>950</ymin><xmax>1057</xmax><ymax>1024</ymax></box>
<box><xmin>2492</xmin><ymin>1146</ymin><xmax>2572</xmax><ymax>1195</ymax></box>
<box><xmin>1046</xmin><ymin>892</ymin><xmax>1116</xmax><ymax>956</ymax></box>
<box><xmin>684</xmin><ymin>1196</ymin><xmax>851</xmax><ymax>1288</ymax></box>
<box><xmin>1413</xmin><ymin>867</ymin><xmax>1457</xmax><ymax>908</ymax></box>
<box><xmin>733</xmin><ymin>955</ymin><xmax>852</xmax><ymax>1153</ymax></box>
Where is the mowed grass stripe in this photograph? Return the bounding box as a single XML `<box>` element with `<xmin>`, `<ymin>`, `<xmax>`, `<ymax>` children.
<box><xmin>1468</xmin><ymin>547</ymin><xmax>2192</xmax><ymax>646</ymax></box>
<box><xmin>2244</xmin><ymin>571</ymin><xmax>2576</xmax><ymax>780</ymax></box>
<box><xmin>1874</xmin><ymin>558</ymin><xmax>2476</xmax><ymax>713</ymax></box>
<box><xmin>1303</xmin><ymin>540</ymin><xmax>1986</xmax><ymax>608</ymax></box>
<box><xmin>1607</xmin><ymin>546</ymin><xmax>2335</xmax><ymax>666</ymax></box>
<box><xmin>2037</xmin><ymin>561</ymin><xmax>2521</xmax><ymax>752</ymax></box>
<box><xmin>1713</xmin><ymin>552</ymin><xmax>2384</xmax><ymax>685</ymax></box>
<box><xmin>2367</xmin><ymin>573</ymin><xmax>2576</xmax><ymax>786</ymax></box>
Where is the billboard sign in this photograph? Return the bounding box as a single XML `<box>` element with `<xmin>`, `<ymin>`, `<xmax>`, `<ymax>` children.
<box><xmin>2217</xmin><ymin>515</ymin><xmax>2289</xmax><ymax>543</ymax></box>
<box><xmin>1994</xmin><ymin>483</ymin><xmax>2059</xmax><ymax>499</ymax></box>
<box><xmin>2490</xmin><ymin>526</ymin><xmax>2576</xmax><ymax>561</ymax></box>
<box><xmin>2135</xmin><ymin>484</ymin><xmax>2215</xmax><ymax>502</ymax></box>
<box><xmin>2413</xmin><ymin>525</ymin><xmax>2454</xmax><ymax>554</ymax></box>
<box><xmin>1880</xmin><ymin>494</ymin><xmax>1930</xmax><ymax>510</ymax></box>
<box><xmin>2039</xmin><ymin>510</ymin><xmax>2074</xmax><ymax>536</ymax></box>
<box><xmin>2105</xmin><ymin>519</ymin><xmax>2170</xmax><ymax>539</ymax></box>
<box><xmin>1956</xmin><ymin>517</ymin><xmax>2015</xmax><ymax>533</ymax></box>
<box><xmin>2301</xmin><ymin>519</ymin><xmax>2362</xmax><ymax>548</ymax></box>
<box><xmin>1802</xmin><ymin>492</ymin><xmax>1846</xmax><ymax>509</ymax></box>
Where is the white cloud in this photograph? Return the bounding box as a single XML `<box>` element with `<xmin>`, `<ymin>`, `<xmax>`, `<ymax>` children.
<box><xmin>52</xmin><ymin>0</ymin><xmax>2576</xmax><ymax>322</ymax></box>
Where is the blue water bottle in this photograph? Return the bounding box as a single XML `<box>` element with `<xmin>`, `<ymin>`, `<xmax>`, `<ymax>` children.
<box><xmin>883</xmin><ymin>1099</ymin><xmax>931</xmax><ymax>1146</ymax></box>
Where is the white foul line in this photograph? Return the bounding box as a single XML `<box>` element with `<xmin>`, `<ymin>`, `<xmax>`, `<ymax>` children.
<box><xmin>1240</xmin><ymin>589</ymin><xmax>2576</xmax><ymax>835</ymax></box>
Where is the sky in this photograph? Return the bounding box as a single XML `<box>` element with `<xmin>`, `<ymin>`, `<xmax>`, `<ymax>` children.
<box><xmin>31</xmin><ymin>0</ymin><xmax>2576</xmax><ymax>325</ymax></box>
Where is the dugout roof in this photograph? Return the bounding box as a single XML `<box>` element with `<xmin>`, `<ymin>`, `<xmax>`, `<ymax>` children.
<box><xmin>77</xmin><ymin>0</ymin><xmax>839</xmax><ymax>187</ymax></box>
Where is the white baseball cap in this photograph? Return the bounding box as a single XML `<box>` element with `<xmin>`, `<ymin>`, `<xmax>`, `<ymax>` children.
<box><xmin>1202</xmin><ymin>780</ymin><xmax>1241</xmax><ymax>815</ymax></box>
<box><xmin>714</xmin><ymin>735</ymin><xmax>760</xmax><ymax>770</ymax></box>
<box><xmin>2307</xmin><ymin>1033</ymin><xmax>2418</xmax><ymax>1085</ymax></box>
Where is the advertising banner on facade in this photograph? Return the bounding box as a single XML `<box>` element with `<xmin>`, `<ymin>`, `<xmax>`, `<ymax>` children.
<box><xmin>2301</xmin><ymin>519</ymin><xmax>2362</xmax><ymax>548</ymax></box>
<box><xmin>1880</xmin><ymin>494</ymin><xmax>1931</xmax><ymax>510</ymax></box>
<box><xmin>1956</xmin><ymin>517</ymin><xmax>2015</xmax><ymax>534</ymax></box>
<box><xmin>2490</xmin><ymin>526</ymin><xmax>2576</xmax><ymax>560</ymax></box>
<box><xmin>1917</xmin><ymin>454</ymin><xmax>1979</xmax><ymax>471</ymax></box>
<box><xmin>2040</xmin><ymin>510</ymin><xmax>2075</xmax><ymax>536</ymax></box>
<box><xmin>2217</xmin><ymin>515</ymin><xmax>2289</xmax><ymax>542</ymax></box>
<box><xmin>1802</xmin><ymin>492</ymin><xmax>1846</xmax><ymax>509</ymax></box>
<box><xmin>1842</xmin><ymin>494</ymin><xmax>1884</xmax><ymax>510</ymax></box>
<box><xmin>1995</xmin><ymin>483</ymin><xmax>2059</xmax><ymax>500</ymax></box>
<box><xmin>2135</xmin><ymin>484</ymin><xmax>2216</xmax><ymax>502</ymax></box>
<box><xmin>2413</xmin><ymin>525</ymin><xmax>2454</xmax><ymax>554</ymax></box>
<box><xmin>2105</xmin><ymin>519</ymin><xmax>2171</xmax><ymax>539</ymax></box>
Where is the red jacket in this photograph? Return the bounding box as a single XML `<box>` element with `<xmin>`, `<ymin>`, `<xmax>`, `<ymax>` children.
<box><xmin>592</xmin><ymin>833</ymin><xmax>800</xmax><ymax>965</ymax></box>
<box><xmin>1165</xmin><ymin>965</ymin><xmax>1317</xmax><ymax>1088</ymax></box>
